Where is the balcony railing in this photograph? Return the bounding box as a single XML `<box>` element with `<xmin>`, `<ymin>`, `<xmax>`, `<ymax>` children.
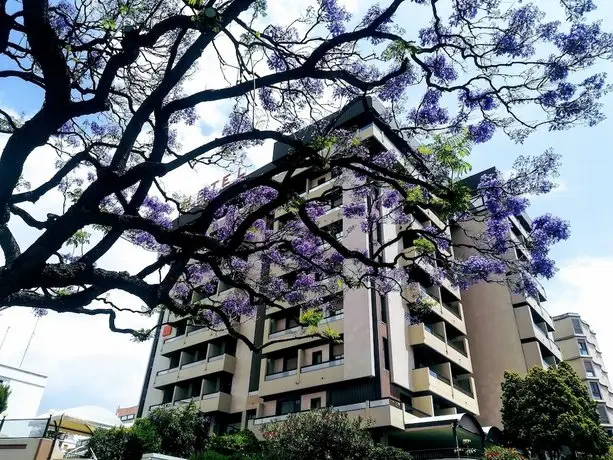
<box><xmin>448</xmin><ymin>340</ymin><xmax>468</xmax><ymax>357</ymax></box>
<box><xmin>452</xmin><ymin>381</ymin><xmax>474</xmax><ymax>397</ymax></box>
<box><xmin>442</xmin><ymin>301</ymin><xmax>461</xmax><ymax>319</ymax></box>
<box><xmin>429</xmin><ymin>369</ymin><xmax>451</xmax><ymax>385</ymax></box>
<box><xmin>181</xmin><ymin>358</ymin><xmax>206</xmax><ymax>369</ymax></box>
<box><xmin>157</xmin><ymin>366</ymin><xmax>179</xmax><ymax>375</ymax></box>
<box><xmin>264</xmin><ymin>368</ymin><xmax>298</xmax><ymax>381</ymax></box>
<box><xmin>424</xmin><ymin>324</ymin><xmax>445</xmax><ymax>342</ymax></box>
<box><xmin>301</xmin><ymin>358</ymin><xmax>344</xmax><ymax>373</ymax></box>
<box><xmin>164</xmin><ymin>334</ymin><xmax>184</xmax><ymax>343</ymax></box>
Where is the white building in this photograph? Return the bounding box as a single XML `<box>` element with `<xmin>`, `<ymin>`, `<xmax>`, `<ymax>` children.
<box><xmin>0</xmin><ymin>363</ymin><xmax>47</xmax><ymax>418</ymax></box>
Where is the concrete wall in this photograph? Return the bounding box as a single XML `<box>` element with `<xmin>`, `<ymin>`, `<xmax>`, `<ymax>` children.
<box><xmin>0</xmin><ymin>364</ymin><xmax>47</xmax><ymax>419</ymax></box>
<box><xmin>0</xmin><ymin>438</ymin><xmax>52</xmax><ymax>460</ymax></box>
<box><xmin>453</xmin><ymin>220</ymin><xmax>527</xmax><ymax>428</ymax></box>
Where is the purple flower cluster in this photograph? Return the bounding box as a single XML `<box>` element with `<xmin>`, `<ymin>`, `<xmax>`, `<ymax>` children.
<box><xmin>342</xmin><ymin>202</ymin><xmax>367</xmax><ymax>219</ymax></box>
<box><xmin>459</xmin><ymin>91</ymin><xmax>497</xmax><ymax>111</ymax></box>
<box><xmin>424</xmin><ymin>55</ymin><xmax>458</xmax><ymax>83</ymax></box>
<box><xmin>528</xmin><ymin>214</ymin><xmax>570</xmax><ymax>279</ymax></box>
<box><xmin>319</xmin><ymin>0</ymin><xmax>351</xmax><ymax>36</ymax></box>
<box><xmin>455</xmin><ymin>255</ymin><xmax>506</xmax><ymax>288</ymax></box>
<box><xmin>410</xmin><ymin>90</ymin><xmax>450</xmax><ymax>127</ymax></box>
<box><xmin>468</xmin><ymin>120</ymin><xmax>496</xmax><ymax>143</ymax></box>
<box><xmin>377</xmin><ymin>70</ymin><xmax>415</xmax><ymax>102</ymax></box>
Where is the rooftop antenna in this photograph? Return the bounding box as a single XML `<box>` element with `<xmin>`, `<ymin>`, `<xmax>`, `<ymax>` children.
<box><xmin>19</xmin><ymin>318</ymin><xmax>39</xmax><ymax>368</ymax></box>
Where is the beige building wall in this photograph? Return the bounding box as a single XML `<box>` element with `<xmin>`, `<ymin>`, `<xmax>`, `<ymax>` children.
<box><xmin>453</xmin><ymin>215</ymin><xmax>559</xmax><ymax>428</ymax></box>
<box><xmin>554</xmin><ymin>313</ymin><xmax>613</xmax><ymax>433</ymax></box>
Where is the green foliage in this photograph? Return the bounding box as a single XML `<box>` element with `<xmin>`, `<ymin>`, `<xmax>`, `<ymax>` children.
<box><xmin>263</xmin><ymin>408</ymin><xmax>408</xmax><ymax>460</ymax></box>
<box><xmin>369</xmin><ymin>445</ymin><xmax>413</xmax><ymax>460</ymax></box>
<box><xmin>300</xmin><ymin>308</ymin><xmax>324</xmax><ymax>327</ymax></box>
<box><xmin>0</xmin><ymin>383</ymin><xmax>10</xmax><ymax>413</ymax></box>
<box><xmin>484</xmin><ymin>446</ymin><xmax>526</xmax><ymax>460</ymax></box>
<box><xmin>501</xmin><ymin>362</ymin><xmax>610</xmax><ymax>457</ymax></box>
<box><xmin>382</xmin><ymin>40</ymin><xmax>419</xmax><ymax>62</ymax></box>
<box><xmin>67</xmin><ymin>229</ymin><xmax>91</xmax><ymax>249</ymax></box>
<box><xmin>413</xmin><ymin>237</ymin><xmax>436</xmax><ymax>254</ymax></box>
<box><xmin>88</xmin><ymin>418</ymin><xmax>161</xmax><ymax>460</ymax></box>
<box><xmin>148</xmin><ymin>402</ymin><xmax>210</xmax><ymax>458</ymax></box>
<box><xmin>207</xmin><ymin>430</ymin><xmax>262</xmax><ymax>456</ymax></box>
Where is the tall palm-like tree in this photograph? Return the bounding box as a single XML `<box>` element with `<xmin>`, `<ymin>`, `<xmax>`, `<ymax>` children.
<box><xmin>0</xmin><ymin>383</ymin><xmax>10</xmax><ymax>413</ymax></box>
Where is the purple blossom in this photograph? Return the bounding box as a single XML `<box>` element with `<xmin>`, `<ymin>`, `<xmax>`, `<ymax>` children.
<box><xmin>259</xmin><ymin>87</ymin><xmax>276</xmax><ymax>112</ymax></box>
<box><xmin>424</xmin><ymin>55</ymin><xmax>458</xmax><ymax>83</ymax></box>
<box><xmin>410</xmin><ymin>90</ymin><xmax>450</xmax><ymax>127</ymax></box>
<box><xmin>377</xmin><ymin>70</ymin><xmax>415</xmax><ymax>102</ymax></box>
<box><xmin>381</xmin><ymin>190</ymin><xmax>402</xmax><ymax>209</ymax></box>
<box><xmin>459</xmin><ymin>91</ymin><xmax>498</xmax><ymax>111</ymax></box>
<box><xmin>342</xmin><ymin>202</ymin><xmax>367</xmax><ymax>218</ymax></box>
<box><xmin>455</xmin><ymin>256</ymin><xmax>506</xmax><ymax>287</ymax></box>
<box><xmin>319</xmin><ymin>0</ymin><xmax>351</xmax><ymax>36</ymax></box>
<box><xmin>306</xmin><ymin>202</ymin><xmax>327</xmax><ymax>220</ymax></box>
<box><xmin>468</xmin><ymin>120</ymin><xmax>496</xmax><ymax>143</ymax></box>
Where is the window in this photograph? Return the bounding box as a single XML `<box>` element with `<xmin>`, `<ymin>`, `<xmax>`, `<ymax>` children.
<box><xmin>590</xmin><ymin>382</ymin><xmax>603</xmax><ymax>400</ymax></box>
<box><xmin>332</xmin><ymin>343</ymin><xmax>344</xmax><ymax>360</ymax></box>
<box><xmin>310</xmin><ymin>398</ymin><xmax>322</xmax><ymax>409</ymax></box>
<box><xmin>322</xmin><ymin>220</ymin><xmax>343</xmax><ymax>240</ymax></box>
<box><xmin>278</xmin><ymin>399</ymin><xmax>300</xmax><ymax>415</ymax></box>
<box><xmin>380</xmin><ymin>295</ymin><xmax>387</xmax><ymax>324</ymax></box>
<box><xmin>284</xmin><ymin>356</ymin><xmax>298</xmax><ymax>372</ymax></box>
<box><xmin>328</xmin><ymin>188</ymin><xmax>343</xmax><ymax>209</ymax></box>
<box><xmin>572</xmin><ymin>318</ymin><xmax>583</xmax><ymax>335</ymax></box>
<box><xmin>383</xmin><ymin>338</ymin><xmax>390</xmax><ymax>371</ymax></box>
<box><xmin>218</xmin><ymin>280</ymin><xmax>232</xmax><ymax>293</ymax></box>
<box><xmin>598</xmin><ymin>406</ymin><xmax>610</xmax><ymax>424</ymax></box>
<box><xmin>312</xmin><ymin>351</ymin><xmax>323</xmax><ymax>365</ymax></box>
<box><xmin>585</xmin><ymin>360</ymin><xmax>596</xmax><ymax>378</ymax></box>
<box><xmin>309</xmin><ymin>174</ymin><xmax>328</xmax><ymax>189</ymax></box>
<box><xmin>578</xmin><ymin>339</ymin><xmax>589</xmax><ymax>357</ymax></box>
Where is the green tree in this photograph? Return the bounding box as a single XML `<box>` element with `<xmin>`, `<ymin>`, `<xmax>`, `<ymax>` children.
<box><xmin>0</xmin><ymin>383</ymin><xmax>10</xmax><ymax>413</ymax></box>
<box><xmin>263</xmin><ymin>408</ymin><xmax>411</xmax><ymax>460</ymax></box>
<box><xmin>501</xmin><ymin>362</ymin><xmax>609</xmax><ymax>459</ymax></box>
<box><xmin>88</xmin><ymin>418</ymin><xmax>161</xmax><ymax>460</ymax></box>
<box><xmin>147</xmin><ymin>402</ymin><xmax>210</xmax><ymax>458</ymax></box>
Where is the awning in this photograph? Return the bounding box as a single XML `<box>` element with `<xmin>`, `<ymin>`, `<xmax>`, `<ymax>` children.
<box><xmin>37</xmin><ymin>405</ymin><xmax>122</xmax><ymax>435</ymax></box>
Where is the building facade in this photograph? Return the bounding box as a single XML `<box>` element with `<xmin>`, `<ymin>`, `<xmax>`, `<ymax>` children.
<box><xmin>0</xmin><ymin>363</ymin><xmax>47</xmax><ymax>419</ymax></box>
<box><xmin>452</xmin><ymin>174</ymin><xmax>561</xmax><ymax>428</ymax></box>
<box><xmin>139</xmin><ymin>98</ymin><xmax>480</xmax><ymax>442</ymax></box>
<box><xmin>116</xmin><ymin>405</ymin><xmax>138</xmax><ymax>427</ymax></box>
<box><xmin>553</xmin><ymin>313</ymin><xmax>613</xmax><ymax>435</ymax></box>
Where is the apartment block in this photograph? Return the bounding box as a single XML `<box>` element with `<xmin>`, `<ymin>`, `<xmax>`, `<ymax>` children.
<box><xmin>452</xmin><ymin>170</ymin><xmax>561</xmax><ymax>428</ymax></box>
<box><xmin>139</xmin><ymin>98</ymin><xmax>482</xmax><ymax>444</ymax></box>
<box><xmin>0</xmin><ymin>363</ymin><xmax>47</xmax><ymax>419</ymax></box>
<box><xmin>553</xmin><ymin>313</ymin><xmax>613</xmax><ymax>435</ymax></box>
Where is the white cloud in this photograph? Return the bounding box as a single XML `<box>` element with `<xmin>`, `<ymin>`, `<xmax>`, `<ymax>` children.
<box><xmin>547</xmin><ymin>256</ymin><xmax>613</xmax><ymax>373</ymax></box>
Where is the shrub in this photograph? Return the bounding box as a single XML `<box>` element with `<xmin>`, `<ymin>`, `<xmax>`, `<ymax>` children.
<box><xmin>484</xmin><ymin>446</ymin><xmax>526</xmax><ymax>460</ymax></box>
<box><xmin>207</xmin><ymin>430</ymin><xmax>263</xmax><ymax>456</ymax></box>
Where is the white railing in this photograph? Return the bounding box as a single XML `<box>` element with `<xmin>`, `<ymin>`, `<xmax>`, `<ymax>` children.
<box><xmin>181</xmin><ymin>359</ymin><xmax>206</xmax><ymax>370</ymax></box>
<box><xmin>301</xmin><ymin>358</ymin><xmax>344</xmax><ymax>373</ymax></box>
<box><xmin>157</xmin><ymin>366</ymin><xmax>179</xmax><ymax>376</ymax></box>
<box><xmin>264</xmin><ymin>368</ymin><xmax>297</xmax><ymax>381</ymax></box>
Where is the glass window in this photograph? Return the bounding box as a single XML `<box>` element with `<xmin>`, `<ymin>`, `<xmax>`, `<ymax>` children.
<box><xmin>598</xmin><ymin>406</ymin><xmax>609</xmax><ymax>424</ymax></box>
<box><xmin>310</xmin><ymin>398</ymin><xmax>322</xmax><ymax>409</ymax></box>
<box><xmin>572</xmin><ymin>318</ymin><xmax>583</xmax><ymax>334</ymax></box>
<box><xmin>380</xmin><ymin>295</ymin><xmax>387</xmax><ymax>324</ymax></box>
<box><xmin>312</xmin><ymin>351</ymin><xmax>323</xmax><ymax>365</ymax></box>
<box><xmin>578</xmin><ymin>339</ymin><xmax>589</xmax><ymax>356</ymax></box>
<box><xmin>590</xmin><ymin>382</ymin><xmax>603</xmax><ymax>400</ymax></box>
<box><xmin>332</xmin><ymin>343</ymin><xmax>344</xmax><ymax>360</ymax></box>
<box><xmin>585</xmin><ymin>360</ymin><xmax>596</xmax><ymax>378</ymax></box>
<box><xmin>383</xmin><ymin>338</ymin><xmax>390</xmax><ymax>371</ymax></box>
<box><xmin>284</xmin><ymin>356</ymin><xmax>298</xmax><ymax>371</ymax></box>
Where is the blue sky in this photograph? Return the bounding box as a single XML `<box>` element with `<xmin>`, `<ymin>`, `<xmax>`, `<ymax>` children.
<box><xmin>1</xmin><ymin>0</ymin><xmax>613</xmax><ymax>414</ymax></box>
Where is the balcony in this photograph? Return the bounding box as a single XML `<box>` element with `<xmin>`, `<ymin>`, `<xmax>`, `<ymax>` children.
<box><xmin>411</xmin><ymin>286</ymin><xmax>466</xmax><ymax>334</ymax></box>
<box><xmin>153</xmin><ymin>354</ymin><xmax>236</xmax><ymax>388</ymax></box>
<box><xmin>511</xmin><ymin>293</ymin><xmax>554</xmax><ymax>331</ymax></box>
<box><xmin>259</xmin><ymin>356</ymin><xmax>345</xmax><ymax>397</ymax></box>
<box><xmin>411</xmin><ymin>368</ymin><xmax>478</xmax><ymax>414</ymax></box>
<box><xmin>408</xmin><ymin>323</ymin><xmax>472</xmax><ymax>373</ymax></box>
<box><xmin>264</xmin><ymin>313</ymin><xmax>344</xmax><ymax>353</ymax></box>
<box><xmin>161</xmin><ymin>325</ymin><xmax>233</xmax><ymax>355</ymax></box>
<box><xmin>248</xmin><ymin>398</ymin><xmax>420</xmax><ymax>439</ymax></box>
<box><xmin>170</xmin><ymin>392</ymin><xmax>232</xmax><ymax>413</ymax></box>
<box><xmin>514</xmin><ymin>305</ymin><xmax>561</xmax><ymax>360</ymax></box>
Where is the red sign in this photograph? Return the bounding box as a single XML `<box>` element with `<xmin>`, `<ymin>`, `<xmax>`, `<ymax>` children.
<box><xmin>209</xmin><ymin>167</ymin><xmax>248</xmax><ymax>190</ymax></box>
<box><xmin>161</xmin><ymin>325</ymin><xmax>173</xmax><ymax>337</ymax></box>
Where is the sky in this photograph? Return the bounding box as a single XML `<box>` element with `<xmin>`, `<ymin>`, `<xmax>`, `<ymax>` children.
<box><xmin>1</xmin><ymin>0</ymin><xmax>613</xmax><ymax>415</ymax></box>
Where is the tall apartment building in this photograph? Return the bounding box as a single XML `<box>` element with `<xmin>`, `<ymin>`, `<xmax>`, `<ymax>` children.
<box><xmin>553</xmin><ymin>313</ymin><xmax>613</xmax><ymax>435</ymax></box>
<box><xmin>139</xmin><ymin>98</ymin><xmax>481</xmax><ymax>445</ymax></box>
<box><xmin>452</xmin><ymin>169</ymin><xmax>562</xmax><ymax>429</ymax></box>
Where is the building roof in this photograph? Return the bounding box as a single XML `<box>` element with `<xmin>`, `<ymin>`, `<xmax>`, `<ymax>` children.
<box><xmin>116</xmin><ymin>405</ymin><xmax>138</xmax><ymax>417</ymax></box>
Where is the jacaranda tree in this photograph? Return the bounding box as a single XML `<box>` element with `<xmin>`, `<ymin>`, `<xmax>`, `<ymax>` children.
<box><xmin>0</xmin><ymin>0</ymin><xmax>609</xmax><ymax>347</ymax></box>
